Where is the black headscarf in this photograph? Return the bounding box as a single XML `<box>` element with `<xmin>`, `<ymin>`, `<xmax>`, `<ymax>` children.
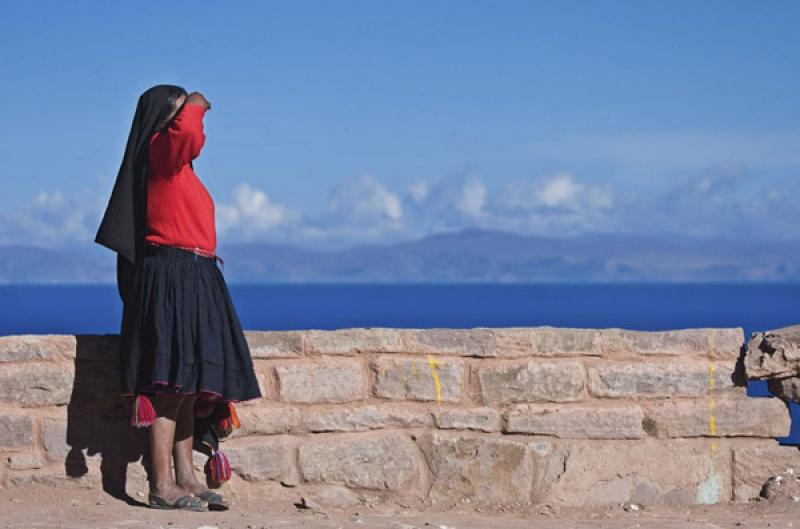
<box><xmin>94</xmin><ymin>84</ymin><xmax>187</xmax><ymax>396</ymax></box>
<box><xmin>94</xmin><ymin>84</ymin><xmax>188</xmax><ymax>304</ymax></box>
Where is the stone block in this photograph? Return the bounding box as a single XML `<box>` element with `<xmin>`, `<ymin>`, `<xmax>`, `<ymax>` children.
<box><xmin>434</xmin><ymin>407</ymin><xmax>502</xmax><ymax>432</ymax></box>
<box><xmin>302</xmin><ymin>404</ymin><xmax>434</xmax><ymax>432</ymax></box>
<box><xmin>479</xmin><ymin>361</ymin><xmax>585</xmax><ymax>405</ymax></box>
<box><xmin>42</xmin><ymin>418</ymin><xmax>69</xmax><ymax>460</ymax></box>
<box><xmin>372</xmin><ymin>356</ymin><xmax>464</xmax><ymax>402</ymax></box>
<box><xmin>225</xmin><ymin>436</ymin><xmax>297</xmax><ymax>483</ymax></box>
<box><xmin>232</xmin><ymin>405</ymin><xmax>304</xmax><ymax>435</ymax></box>
<box><xmin>505</xmin><ymin>404</ymin><xmax>644</xmax><ymax>439</ymax></box>
<box><xmin>7</xmin><ymin>452</ymin><xmax>45</xmax><ymax>470</ymax></box>
<box><xmin>245</xmin><ymin>330</ymin><xmax>304</xmax><ymax>358</ymax></box>
<box><xmin>588</xmin><ymin>362</ymin><xmax>734</xmax><ymax>398</ymax></box>
<box><xmin>276</xmin><ymin>360</ymin><xmax>365</xmax><ymax>403</ymax></box>
<box><xmin>305</xmin><ymin>328</ymin><xmax>407</xmax><ymax>355</ymax></box>
<box><xmin>599</xmin><ymin>328</ymin><xmax>744</xmax><ymax>358</ymax></box>
<box><xmin>548</xmin><ymin>439</ymin><xmax>732</xmax><ymax>506</ymax></box>
<box><xmin>417</xmin><ymin>431</ymin><xmax>565</xmax><ymax>506</ymax></box>
<box><xmin>0</xmin><ymin>363</ymin><xmax>73</xmax><ymax>406</ymax></box>
<box><xmin>732</xmin><ymin>443</ymin><xmax>800</xmax><ymax>501</ymax></box>
<box><xmin>643</xmin><ymin>395</ymin><xmax>790</xmax><ymax>438</ymax></box>
<box><xmin>0</xmin><ymin>334</ymin><xmax>76</xmax><ymax>362</ymax></box>
<box><xmin>298</xmin><ymin>433</ymin><xmax>423</xmax><ymax>491</ymax></box>
<box><xmin>0</xmin><ymin>414</ymin><xmax>34</xmax><ymax>447</ymax></box>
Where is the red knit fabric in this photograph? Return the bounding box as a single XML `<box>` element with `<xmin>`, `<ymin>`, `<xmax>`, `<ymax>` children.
<box><xmin>145</xmin><ymin>103</ymin><xmax>216</xmax><ymax>255</ymax></box>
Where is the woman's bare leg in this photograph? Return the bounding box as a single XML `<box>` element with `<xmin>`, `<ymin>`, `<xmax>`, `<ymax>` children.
<box><xmin>148</xmin><ymin>393</ymin><xmax>189</xmax><ymax>502</ymax></box>
<box><xmin>173</xmin><ymin>394</ymin><xmax>207</xmax><ymax>495</ymax></box>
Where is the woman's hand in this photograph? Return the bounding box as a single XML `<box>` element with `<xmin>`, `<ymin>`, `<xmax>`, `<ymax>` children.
<box><xmin>186</xmin><ymin>91</ymin><xmax>211</xmax><ymax>111</ymax></box>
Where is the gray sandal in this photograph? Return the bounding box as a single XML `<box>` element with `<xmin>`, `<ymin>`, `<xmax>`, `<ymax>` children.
<box><xmin>148</xmin><ymin>492</ymin><xmax>206</xmax><ymax>511</ymax></box>
<box><xmin>194</xmin><ymin>489</ymin><xmax>230</xmax><ymax>510</ymax></box>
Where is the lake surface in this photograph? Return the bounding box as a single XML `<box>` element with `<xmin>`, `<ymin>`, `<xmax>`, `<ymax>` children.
<box><xmin>1</xmin><ymin>283</ymin><xmax>798</xmax><ymax>337</ymax></box>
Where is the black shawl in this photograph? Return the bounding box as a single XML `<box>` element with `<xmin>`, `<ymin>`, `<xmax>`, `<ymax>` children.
<box><xmin>94</xmin><ymin>84</ymin><xmax>187</xmax><ymax>395</ymax></box>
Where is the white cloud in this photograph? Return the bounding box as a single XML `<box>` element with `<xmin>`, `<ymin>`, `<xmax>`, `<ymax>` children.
<box><xmin>406</xmin><ymin>180</ymin><xmax>429</xmax><ymax>204</ymax></box>
<box><xmin>455</xmin><ymin>178</ymin><xmax>486</xmax><ymax>217</ymax></box>
<box><xmin>216</xmin><ymin>183</ymin><xmax>296</xmax><ymax>240</ymax></box>
<box><xmin>326</xmin><ymin>174</ymin><xmax>403</xmax><ymax>223</ymax></box>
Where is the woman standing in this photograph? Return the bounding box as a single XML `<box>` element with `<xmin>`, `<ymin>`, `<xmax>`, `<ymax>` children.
<box><xmin>95</xmin><ymin>84</ymin><xmax>262</xmax><ymax>511</ymax></box>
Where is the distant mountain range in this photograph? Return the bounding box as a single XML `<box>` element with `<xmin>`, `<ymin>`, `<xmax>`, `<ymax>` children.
<box><xmin>0</xmin><ymin>228</ymin><xmax>797</xmax><ymax>284</ymax></box>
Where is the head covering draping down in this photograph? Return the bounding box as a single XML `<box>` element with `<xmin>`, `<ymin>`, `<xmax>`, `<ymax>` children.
<box><xmin>94</xmin><ymin>84</ymin><xmax>187</xmax><ymax>303</ymax></box>
<box><xmin>94</xmin><ymin>84</ymin><xmax>187</xmax><ymax>396</ymax></box>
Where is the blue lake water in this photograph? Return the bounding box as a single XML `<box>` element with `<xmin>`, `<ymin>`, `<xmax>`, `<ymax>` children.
<box><xmin>2</xmin><ymin>282</ymin><xmax>799</xmax><ymax>442</ymax></box>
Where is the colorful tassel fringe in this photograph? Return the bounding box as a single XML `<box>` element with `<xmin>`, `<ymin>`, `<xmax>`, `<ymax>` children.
<box><xmin>213</xmin><ymin>402</ymin><xmax>241</xmax><ymax>438</ymax></box>
<box><xmin>205</xmin><ymin>449</ymin><xmax>231</xmax><ymax>485</ymax></box>
<box><xmin>131</xmin><ymin>394</ymin><xmax>156</xmax><ymax>427</ymax></box>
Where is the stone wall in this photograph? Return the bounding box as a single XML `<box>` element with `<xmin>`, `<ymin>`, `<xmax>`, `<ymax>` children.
<box><xmin>0</xmin><ymin>326</ymin><xmax>798</xmax><ymax>509</ymax></box>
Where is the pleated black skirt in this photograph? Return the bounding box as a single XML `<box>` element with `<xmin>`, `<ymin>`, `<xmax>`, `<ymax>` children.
<box><xmin>121</xmin><ymin>242</ymin><xmax>262</xmax><ymax>403</ymax></box>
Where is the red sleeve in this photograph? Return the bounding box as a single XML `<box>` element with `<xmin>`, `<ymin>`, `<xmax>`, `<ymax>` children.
<box><xmin>149</xmin><ymin>103</ymin><xmax>206</xmax><ymax>177</ymax></box>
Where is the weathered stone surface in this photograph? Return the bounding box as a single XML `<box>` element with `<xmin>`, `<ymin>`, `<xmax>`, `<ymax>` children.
<box><xmin>7</xmin><ymin>453</ymin><xmax>45</xmax><ymax>470</ymax></box>
<box><xmin>236</xmin><ymin>406</ymin><xmax>304</xmax><ymax>435</ymax></box>
<box><xmin>403</xmin><ymin>327</ymin><xmax>744</xmax><ymax>358</ymax></box>
<box><xmin>0</xmin><ymin>363</ymin><xmax>73</xmax><ymax>406</ymax></box>
<box><xmin>0</xmin><ymin>334</ymin><xmax>76</xmax><ymax>362</ymax></box>
<box><xmin>434</xmin><ymin>407</ymin><xmax>502</xmax><ymax>432</ymax></box>
<box><xmin>298</xmin><ymin>433</ymin><xmax>423</xmax><ymax>491</ymax></box>
<box><xmin>304</xmin><ymin>485</ymin><xmax>363</xmax><ymax>509</ymax></box>
<box><xmin>599</xmin><ymin>328</ymin><xmax>744</xmax><ymax>358</ymax></box>
<box><xmin>372</xmin><ymin>356</ymin><xmax>464</xmax><ymax>402</ymax></box>
<box><xmin>305</xmin><ymin>328</ymin><xmax>407</xmax><ymax>355</ymax></box>
<box><xmin>732</xmin><ymin>443</ymin><xmax>800</xmax><ymax>501</ymax></box>
<box><xmin>479</xmin><ymin>361</ymin><xmax>584</xmax><ymax>405</ymax></box>
<box><xmin>0</xmin><ymin>414</ymin><xmax>34</xmax><ymax>447</ymax></box>
<box><xmin>225</xmin><ymin>436</ymin><xmax>297</xmax><ymax>483</ymax></box>
<box><xmin>588</xmin><ymin>362</ymin><xmax>734</xmax><ymax>398</ymax></box>
<box><xmin>406</xmin><ymin>327</ymin><xmax>601</xmax><ymax>357</ymax></box>
<box><xmin>548</xmin><ymin>440</ymin><xmax>732</xmax><ymax>506</ymax></box>
<box><xmin>417</xmin><ymin>431</ymin><xmax>565</xmax><ymax>506</ymax></box>
<box><xmin>505</xmin><ymin>405</ymin><xmax>644</xmax><ymax>439</ymax></box>
<box><xmin>245</xmin><ymin>330</ymin><xmax>304</xmax><ymax>358</ymax></box>
<box><xmin>42</xmin><ymin>418</ymin><xmax>69</xmax><ymax>460</ymax></box>
<box><xmin>276</xmin><ymin>360</ymin><xmax>365</xmax><ymax>403</ymax></box>
<box><xmin>745</xmin><ymin>325</ymin><xmax>800</xmax><ymax>380</ymax></box>
<box><xmin>644</xmin><ymin>395</ymin><xmax>789</xmax><ymax>438</ymax></box>
<box><xmin>767</xmin><ymin>377</ymin><xmax>800</xmax><ymax>403</ymax></box>
<box><xmin>303</xmin><ymin>404</ymin><xmax>434</xmax><ymax>432</ymax></box>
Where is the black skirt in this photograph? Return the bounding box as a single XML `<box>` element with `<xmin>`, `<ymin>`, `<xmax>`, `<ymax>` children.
<box><xmin>120</xmin><ymin>242</ymin><xmax>262</xmax><ymax>403</ymax></box>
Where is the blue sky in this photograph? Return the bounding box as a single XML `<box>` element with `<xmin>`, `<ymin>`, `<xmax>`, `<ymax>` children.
<box><xmin>0</xmin><ymin>0</ymin><xmax>798</xmax><ymax>250</ymax></box>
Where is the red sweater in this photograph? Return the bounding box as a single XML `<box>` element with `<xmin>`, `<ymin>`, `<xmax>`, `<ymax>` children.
<box><xmin>145</xmin><ymin>103</ymin><xmax>216</xmax><ymax>256</ymax></box>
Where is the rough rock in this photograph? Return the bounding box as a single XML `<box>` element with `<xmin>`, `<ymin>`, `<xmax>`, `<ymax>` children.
<box><xmin>745</xmin><ymin>324</ymin><xmax>800</xmax><ymax>380</ymax></box>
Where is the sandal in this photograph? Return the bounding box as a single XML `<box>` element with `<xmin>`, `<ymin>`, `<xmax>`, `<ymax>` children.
<box><xmin>148</xmin><ymin>491</ymin><xmax>206</xmax><ymax>511</ymax></box>
<box><xmin>194</xmin><ymin>489</ymin><xmax>230</xmax><ymax>510</ymax></box>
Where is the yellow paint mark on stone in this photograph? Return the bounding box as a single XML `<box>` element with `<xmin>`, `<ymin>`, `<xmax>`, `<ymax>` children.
<box><xmin>708</xmin><ymin>363</ymin><xmax>717</xmax><ymax>452</ymax></box>
<box><xmin>427</xmin><ymin>356</ymin><xmax>443</xmax><ymax>405</ymax></box>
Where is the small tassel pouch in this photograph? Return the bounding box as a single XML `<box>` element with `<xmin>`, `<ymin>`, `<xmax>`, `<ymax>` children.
<box><xmin>205</xmin><ymin>448</ymin><xmax>232</xmax><ymax>486</ymax></box>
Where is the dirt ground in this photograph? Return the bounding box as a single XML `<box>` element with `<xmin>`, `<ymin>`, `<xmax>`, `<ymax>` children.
<box><xmin>2</xmin><ymin>481</ymin><xmax>800</xmax><ymax>529</ymax></box>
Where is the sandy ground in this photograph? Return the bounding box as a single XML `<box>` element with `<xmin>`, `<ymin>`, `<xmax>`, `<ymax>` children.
<box><xmin>2</xmin><ymin>482</ymin><xmax>800</xmax><ymax>529</ymax></box>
